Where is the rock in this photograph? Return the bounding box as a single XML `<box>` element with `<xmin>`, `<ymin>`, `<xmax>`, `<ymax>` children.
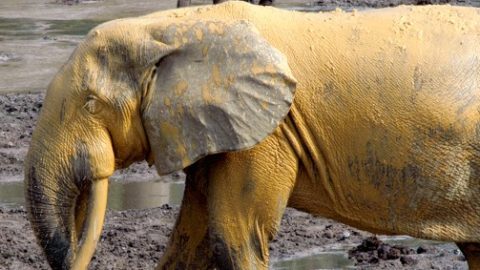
<box><xmin>417</xmin><ymin>245</ymin><xmax>429</xmax><ymax>254</ymax></box>
<box><xmin>400</xmin><ymin>256</ymin><xmax>417</xmax><ymax>266</ymax></box>
<box><xmin>358</xmin><ymin>236</ymin><xmax>381</xmax><ymax>251</ymax></box>
<box><xmin>377</xmin><ymin>244</ymin><xmax>401</xmax><ymax>260</ymax></box>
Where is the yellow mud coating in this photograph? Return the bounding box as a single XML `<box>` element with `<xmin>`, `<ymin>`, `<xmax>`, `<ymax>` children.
<box><xmin>265</xmin><ymin>63</ymin><xmax>276</xmax><ymax>74</ymax></box>
<box><xmin>211</xmin><ymin>64</ymin><xmax>222</xmax><ymax>86</ymax></box>
<box><xmin>201</xmin><ymin>83</ymin><xmax>220</xmax><ymax>104</ymax></box>
<box><xmin>260</xmin><ymin>101</ymin><xmax>269</xmax><ymax>110</ymax></box>
<box><xmin>202</xmin><ymin>45</ymin><xmax>209</xmax><ymax>57</ymax></box>
<box><xmin>143</xmin><ymin>1</ymin><xmax>480</xmax><ymax>244</ymax></box>
<box><xmin>195</xmin><ymin>27</ymin><xmax>203</xmax><ymax>41</ymax></box>
<box><xmin>163</xmin><ymin>96</ymin><xmax>171</xmax><ymax>107</ymax></box>
<box><xmin>174</xmin><ymin>80</ymin><xmax>188</xmax><ymax>96</ymax></box>
<box><xmin>207</xmin><ymin>21</ymin><xmax>225</xmax><ymax>35</ymax></box>
<box><xmin>159</xmin><ymin>122</ymin><xmax>188</xmax><ymax>163</ymax></box>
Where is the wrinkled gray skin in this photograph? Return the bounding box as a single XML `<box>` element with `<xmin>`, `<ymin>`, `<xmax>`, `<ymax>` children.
<box><xmin>177</xmin><ymin>0</ymin><xmax>274</xmax><ymax>8</ymax></box>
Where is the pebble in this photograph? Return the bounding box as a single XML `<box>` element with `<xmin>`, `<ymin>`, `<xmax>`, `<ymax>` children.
<box><xmin>400</xmin><ymin>256</ymin><xmax>417</xmax><ymax>266</ymax></box>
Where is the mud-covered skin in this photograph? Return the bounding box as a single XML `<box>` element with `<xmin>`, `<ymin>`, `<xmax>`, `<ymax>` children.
<box><xmin>25</xmin><ymin>2</ymin><xmax>480</xmax><ymax>270</ymax></box>
<box><xmin>152</xmin><ymin>3</ymin><xmax>480</xmax><ymax>269</ymax></box>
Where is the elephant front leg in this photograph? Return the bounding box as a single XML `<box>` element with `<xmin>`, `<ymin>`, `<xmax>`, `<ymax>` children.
<box><xmin>156</xmin><ymin>166</ymin><xmax>214</xmax><ymax>270</ymax></box>
<box><xmin>206</xmin><ymin>135</ymin><xmax>298</xmax><ymax>269</ymax></box>
<box><xmin>458</xmin><ymin>243</ymin><xmax>480</xmax><ymax>270</ymax></box>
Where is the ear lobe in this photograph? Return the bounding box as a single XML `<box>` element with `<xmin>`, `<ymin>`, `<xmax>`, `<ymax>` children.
<box><xmin>143</xmin><ymin>20</ymin><xmax>297</xmax><ymax>175</ymax></box>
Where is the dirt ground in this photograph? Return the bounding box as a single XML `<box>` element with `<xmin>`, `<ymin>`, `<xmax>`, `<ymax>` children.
<box><xmin>1</xmin><ymin>0</ymin><xmax>479</xmax><ymax>269</ymax></box>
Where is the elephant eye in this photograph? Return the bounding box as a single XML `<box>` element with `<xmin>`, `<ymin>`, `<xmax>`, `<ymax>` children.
<box><xmin>83</xmin><ymin>95</ymin><xmax>103</xmax><ymax>114</ymax></box>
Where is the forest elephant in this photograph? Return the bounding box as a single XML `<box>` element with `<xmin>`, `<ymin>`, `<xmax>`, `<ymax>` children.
<box><xmin>24</xmin><ymin>2</ymin><xmax>480</xmax><ymax>270</ymax></box>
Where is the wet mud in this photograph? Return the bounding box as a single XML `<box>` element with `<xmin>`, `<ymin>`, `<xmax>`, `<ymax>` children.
<box><xmin>0</xmin><ymin>206</ymin><xmax>468</xmax><ymax>269</ymax></box>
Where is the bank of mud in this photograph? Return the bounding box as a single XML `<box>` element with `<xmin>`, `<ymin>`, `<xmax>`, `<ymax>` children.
<box><xmin>0</xmin><ymin>206</ymin><xmax>468</xmax><ymax>270</ymax></box>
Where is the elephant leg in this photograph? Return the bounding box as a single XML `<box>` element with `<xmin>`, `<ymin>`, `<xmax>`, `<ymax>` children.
<box><xmin>258</xmin><ymin>0</ymin><xmax>274</xmax><ymax>6</ymax></box>
<box><xmin>206</xmin><ymin>134</ymin><xmax>298</xmax><ymax>269</ymax></box>
<box><xmin>176</xmin><ymin>0</ymin><xmax>191</xmax><ymax>7</ymax></box>
<box><xmin>156</xmin><ymin>165</ymin><xmax>214</xmax><ymax>270</ymax></box>
<box><xmin>458</xmin><ymin>243</ymin><xmax>480</xmax><ymax>270</ymax></box>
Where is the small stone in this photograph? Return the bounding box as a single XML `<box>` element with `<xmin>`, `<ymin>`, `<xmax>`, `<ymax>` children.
<box><xmin>377</xmin><ymin>244</ymin><xmax>401</xmax><ymax>260</ymax></box>
<box><xmin>395</xmin><ymin>245</ymin><xmax>415</xmax><ymax>255</ymax></box>
<box><xmin>368</xmin><ymin>256</ymin><xmax>379</xmax><ymax>264</ymax></box>
<box><xmin>160</xmin><ymin>204</ymin><xmax>172</xmax><ymax>210</ymax></box>
<box><xmin>417</xmin><ymin>245</ymin><xmax>429</xmax><ymax>254</ymax></box>
<box><xmin>359</xmin><ymin>236</ymin><xmax>381</xmax><ymax>251</ymax></box>
<box><xmin>400</xmin><ymin>256</ymin><xmax>417</xmax><ymax>266</ymax></box>
<box><xmin>386</xmin><ymin>247</ymin><xmax>401</xmax><ymax>260</ymax></box>
<box><xmin>322</xmin><ymin>231</ymin><xmax>333</xmax><ymax>239</ymax></box>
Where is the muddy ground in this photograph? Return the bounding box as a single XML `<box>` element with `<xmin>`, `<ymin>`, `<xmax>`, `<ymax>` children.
<box><xmin>1</xmin><ymin>0</ymin><xmax>479</xmax><ymax>269</ymax></box>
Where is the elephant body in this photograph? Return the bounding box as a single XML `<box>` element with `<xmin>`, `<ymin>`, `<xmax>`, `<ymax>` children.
<box><xmin>25</xmin><ymin>2</ymin><xmax>480</xmax><ymax>269</ymax></box>
<box><xmin>159</xmin><ymin>2</ymin><xmax>480</xmax><ymax>240</ymax></box>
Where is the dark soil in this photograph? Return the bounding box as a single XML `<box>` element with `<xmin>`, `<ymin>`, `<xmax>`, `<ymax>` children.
<box><xmin>312</xmin><ymin>0</ymin><xmax>478</xmax><ymax>8</ymax></box>
<box><xmin>0</xmin><ymin>206</ymin><xmax>468</xmax><ymax>270</ymax></box>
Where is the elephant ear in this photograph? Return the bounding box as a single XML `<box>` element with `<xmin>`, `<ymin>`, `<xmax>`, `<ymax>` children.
<box><xmin>143</xmin><ymin>20</ymin><xmax>296</xmax><ymax>175</ymax></box>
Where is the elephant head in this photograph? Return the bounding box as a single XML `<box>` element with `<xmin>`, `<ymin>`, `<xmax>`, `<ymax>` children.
<box><xmin>25</xmin><ymin>16</ymin><xmax>296</xmax><ymax>269</ymax></box>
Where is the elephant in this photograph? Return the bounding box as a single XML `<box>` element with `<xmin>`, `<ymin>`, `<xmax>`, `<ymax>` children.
<box><xmin>24</xmin><ymin>1</ymin><xmax>480</xmax><ymax>269</ymax></box>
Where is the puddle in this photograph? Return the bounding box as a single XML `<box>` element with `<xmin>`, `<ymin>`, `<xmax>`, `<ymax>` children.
<box><xmin>107</xmin><ymin>180</ymin><xmax>184</xmax><ymax>210</ymax></box>
<box><xmin>273</xmin><ymin>251</ymin><xmax>355</xmax><ymax>270</ymax></box>
<box><xmin>0</xmin><ymin>180</ymin><xmax>185</xmax><ymax>211</ymax></box>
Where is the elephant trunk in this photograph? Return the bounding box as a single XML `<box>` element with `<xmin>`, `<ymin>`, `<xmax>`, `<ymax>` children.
<box><xmin>25</xmin><ymin>141</ymin><xmax>110</xmax><ymax>270</ymax></box>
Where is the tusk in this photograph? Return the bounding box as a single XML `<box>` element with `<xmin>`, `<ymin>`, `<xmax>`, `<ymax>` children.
<box><xmin>72</xmin><ymin>178</ymin><xmax>108</xmax><ymax>270</ymax></box>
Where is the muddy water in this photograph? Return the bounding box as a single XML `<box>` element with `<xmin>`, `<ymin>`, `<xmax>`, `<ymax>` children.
<box><xmin>0</xmin><ymin>0</ymin><xmax>322</xmax><ymax>93</ymax></box>
<box><xmin>274</xmin><ymin>251</ymin><xmax>355</xmax><ymax>269</ymax></box>
<box><xmin>0</xmin><ymin>180</ymin><xmax>184</xmax><ymax>210</ymax></box>
<box><xmin>2</xmin><ymin>0</ymin><xmax>479</xmax><ymax>92</ymax></box>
